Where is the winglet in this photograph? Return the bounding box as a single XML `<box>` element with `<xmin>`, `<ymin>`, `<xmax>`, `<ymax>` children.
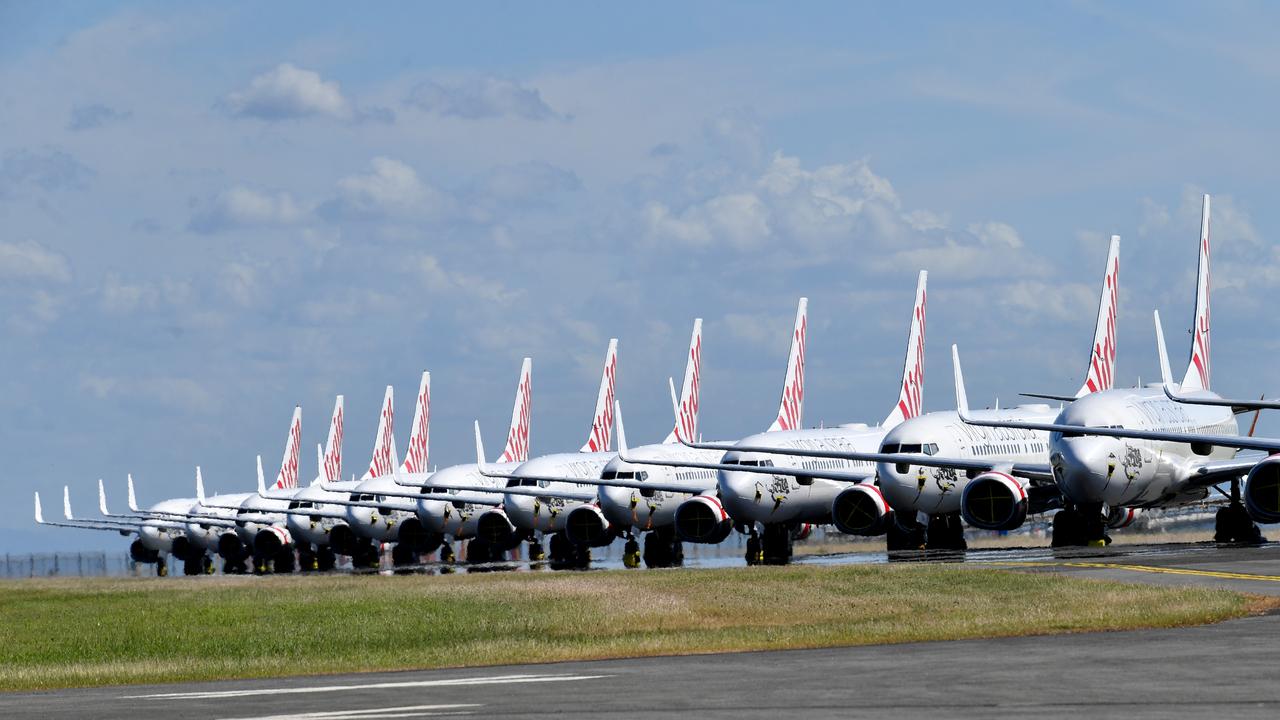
<box><xmin>581</xmin><ymin>340</ymin><xmax>619</xmax><ymax>452</ymax></box>
<box><xmin>34</xmin><ymin>492</ymin><xmax>44</xmax><ymax>524</ymax></box>
<box><xmin>768</xmin><ymin>298</ymin><xmax>807</xmax><ymax>432</ymax></box>
<box><xmin>63</xmin><ymin>485</ymin><xmax>73</xmax><ymax>520</ymax></box>
<box><xmin>196</xmin><ymin>466</ymin><xmax>206</xmax><ymax>504</ymax></box>
<box><xmin>98</xmin><ymin>478</ymin><xmax>109</xmax><ymax>516</ymax></box>
<box><xmin>401</xmin><ymin>373</ymin><xmax>431</xmax><ymax>473</ymax></box>
<box><xmin>883</xmin><ymin>270</ymin><xmax>928</xmax><ymax>429</ymax></box>
<box><xmin>664</xmin><ymin>319</ymin><xmax>703</xmax><ymax>444</ymax></box>
<box><xmin>256</xmin><ymin>455</ymin><xmax>267</xmax><ymax>496</ymax></box>
<box><xmin>474</xmin><ymin>420</ymin><xmax>487</xmax><ymax>468</ymax></box>
<box><xmin>497</xmin><ymin>358</ymin><xmax>533</xmax><ymax>463</ymax></box>
<box><xmin>1154</xmin><ymin>310</ymin><xmax>1173</xmax><ymax>387</ymax></box>
<box><xmin>1181</xmin><ymin>194</ymin><xmax>1212</xmax><ymax>392</ymax></box>
<box><xmin>953</xmin><ymin>344</ymin><xmax>973</xmax><ymax>420</ymax></box>
<box><xmin>127</xmin><ymin>474</ymin><xmax>138</xmax><ymax>512</ymax></box>
<box><xmin>275</xmin><ymin>405</ymin><xmax>303</xmax><ymax>490</ymax></box>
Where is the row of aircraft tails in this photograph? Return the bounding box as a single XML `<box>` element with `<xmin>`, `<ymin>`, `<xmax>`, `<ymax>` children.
<box><xmin>38</xmin><ymin>194</ymin><xmax>1280</xmax><ymax>574</ymax></box>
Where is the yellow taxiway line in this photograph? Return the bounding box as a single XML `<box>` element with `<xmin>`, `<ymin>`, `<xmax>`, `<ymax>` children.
<box><xmin>989</xmin><ymin>560</ymin><xmax>1280</xmax><ymax>583</ymax></box>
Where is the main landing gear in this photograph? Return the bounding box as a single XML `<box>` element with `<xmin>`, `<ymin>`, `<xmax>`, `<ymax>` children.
<box><xmin>745</xmin><ymin>524</ymin><xmax>794</xmax><ymax>565</ymax></box>
<box><xmin>1216</xmin><ymin>479</ymin><xmax>1265</xmax><ymax>544</ymax></box>
<box><xmin>886</xmin><ymin>514</ymin><xmax>926</xmax><ymax>552</ymax></box>
<box><xmin>547</xmin><ymin>532</ymin><xmax>590</xmax><ymax>570</ymax></box>
<box><xmin>1051</xmin><ymin>503</ymin><xmax>1110</xmax><ymax>547</ymax></box>
<box><xmin>925</xmin><ymin>513</ymin><xmax>967</xmax><ymax>551</ymax></box>
<box><xmin>642</xmin><ymin>527</ymin><xmax>683</xmax><ymax>568</ymax></box>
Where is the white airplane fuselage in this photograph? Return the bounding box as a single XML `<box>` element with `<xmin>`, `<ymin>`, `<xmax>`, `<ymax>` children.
<box><xmin>878</xmin><ymin>407</ymin><xmax>1055</xmax><ymax>515</ymax></box>
<box><xmin>599</xmin><ymin>445</ymin><xmax>721</xmax><ymax>531</ymax></box>
<box><xmin>342</xmin><ymin>476</ymin><xmax>418</xmax><ymax>543</ymax></box>
<box><xmin>504</xmin><ymin>452</ymin><xmax>616</xmax><ymax>533</ymax></box>
<box><xmin>717</xmin><ymin>425</ymin><xmax>887</xmax><ymax>525</ymax></box>
<box><xmin>141</xmin><ymin>498</ymin><xmax>201</xmax><ymax>553</ymax></box>
<box><xmin>414</xmin><ymin>463</ymin><xmax>512</xmax><ymax>539</ymax></box>
<box><xmin>286</xmin><ymin>485</ymin><xmax>350</xmax><ymax>547</ymax></box>
<box><xmin>185</xmin><ymin>493</ymin><xmax>253</xmax><ymax>554</ymax></box>
<box><xmin>1050</xmin><ymin>386</ymin><xmax>1237</xmax><ymax>508</ymax></box>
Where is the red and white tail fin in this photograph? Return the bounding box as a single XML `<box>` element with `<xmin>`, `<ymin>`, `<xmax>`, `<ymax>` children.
<box><xmin>316</xmin><ymin>395</ymin><xmax>343</xmax><ymax>485</ymax></box>
<box><xmin>664</xmin><ymin>319</ymin><xmax>702</xmax><ymax>444</ymax></box>
<box><xmin>497</xmin><ymin>358</ymin><xmax>533</xmax><ymax>464</ymax></box>
<box><xmin>362</xmin><ymin>385</ymin><xmax>396</xmax><ymax>480</ymax></box>
<box><xmin>581</xmin><ymin>340</ymin><xmax>619</xmax><ymax>452</ymax></box>
<box><xmin>400</xmin><ymin>372</ymin><xmax>431</xmax><ymax>473</ymax></box>
<box><xmin>274</xmin><ymin>406</ymin><xmax>302</xmax><ymax>490</ymax></box>
<box><xmin>1076</xmin><ymin>236</ymin><xmax>1121</xmax><ymax>397</ymax></box>
<box><xmin>767</xmin><ymin>298</ymin><xmax>807</xmax><ymax>432</ymax></box>
<box><xmin>882</xmin><ymin>271</ymin><xmax>928</xmax><ymax>429</ymax></box>
<box><xmin>1181</xmin><ymin>194</ymin><xmax>1212</xmax><ymax>392</ymax></box>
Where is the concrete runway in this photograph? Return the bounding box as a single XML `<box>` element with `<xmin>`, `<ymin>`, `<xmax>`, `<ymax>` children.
<box><xmin>5</xmin><ymin>543</ymin><xmax>1280</xmax><ymax>719</ymax></box>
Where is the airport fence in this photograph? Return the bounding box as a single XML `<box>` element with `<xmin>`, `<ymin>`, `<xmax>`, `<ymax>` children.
<box><xmin>0</xmin><ymin>552</ymin><xmax>143</xmax><ymax>578</ymax></box>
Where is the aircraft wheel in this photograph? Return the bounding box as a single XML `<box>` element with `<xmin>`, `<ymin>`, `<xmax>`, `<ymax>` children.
<box><xmin>317</xmin><ymin>546</ymin><xmax>336</xmax><ymax>571</ymax></box>
<box><xmin>156</xmin><ymin>557</ymin><xmax>169</xmax><ymax>577</ymax></box>
<box><xmin>1051</xmin><ymin>508</ymin><xmax>1084</xmax><ymax>547</ymax></box>
<box><xmin>925</xmin><ymin>513</ymin><xmax>968</xmax><ymax>551</ymax></box>
<box><xmin>761</xmin><ymin>524</ymin><xmax>793</xmax><ymax>565</ymax></box>
<box><xmin>623</xmin><ymin>538</ymin><xmax>641</xmax><ymax>569</ymax></box>
<box><xmin>468</xmin><ymin>538</ymin><xmax>491</xmax><ymax>565</ymax></box>
<box><xmin>274</xmin><ymin>548</ymin><xmax>296</xmax><ymax>574</ymax></box>
<box><xmin>1216</xmin><ymin>504</ymin><xmax>1266</xmax><ymax>544</ymax></box>
<box><xmin>548</xmin><ymin>532</ymin><xmax>571</xmax><ymax>570</ymax></box>
<box><xmin>202</xmin><ymin>554</ymin><xmax>215</xmax><ymax>574</ymax></box>
<box><xmin>886</xmin><ymin>515</ymin><xmax>926</xmax><ymax>552</ymax></box>
<box><xmin>744</xmin><ymin>531</ymin><xmax>762</xmax><ymax>565</ymax></box>
<box><xmin>527</xmin><ymin>539</ymin><xmax>546</xmax><ymax>562</ymax></box>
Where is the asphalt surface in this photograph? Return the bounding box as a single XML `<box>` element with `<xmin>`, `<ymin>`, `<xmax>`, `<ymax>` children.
<box><xmin>5</xmin><ymin>542</ymin><xmax>1280</xmax><ymax>719</ymax></box>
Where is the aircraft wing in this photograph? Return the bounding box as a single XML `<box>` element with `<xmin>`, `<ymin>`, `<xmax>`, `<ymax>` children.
<box><xmin>1186</xmin><ymin>451</ymin><xmax>1269</xmax><ymax>487</ymax></box>
<box><xmin>1164</xmin><ymin>385</ymin><xmax>1280</xmax><ymax>414</ymax></box>
<box><xmin>620</xmin><ymin>452</ymin><xmax>876</xmax><ymax>484</ymax></box>
<box><xmin>481</xmin><ymin>469</ymin><xmax>700</xmax><ymax>495</ymax></box>
<box><xmin>497</xmin><ymin>485</ymin><xmax>598</xmax><ymax>502</ymax></box>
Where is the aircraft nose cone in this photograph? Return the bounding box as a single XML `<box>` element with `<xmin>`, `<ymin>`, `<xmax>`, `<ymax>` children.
<box><xmin>717</xmin><ymin>470</ymin><xmax>767</xmax><ymax>521</ymax></box>
<box><xmin>1053</xmin><ymin>437</ymin><xmax>1116</xmax><ymax>504</ymax></box>
<box><xmin>598</xmin><ymin>486</ymin><xmax>635</xmax><ymax>527</ymax></box>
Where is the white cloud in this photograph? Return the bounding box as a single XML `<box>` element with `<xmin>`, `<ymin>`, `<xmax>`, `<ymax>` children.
<box><xmin>415</xmin><ymin>255</ymin><xmax>520</xmax><ymax>304</ymax></box>
<box><xmin>226</xmin><ymin>63</ymin><xmax>349</xmax><ymax>120</ymax></box>
<box><xmin>324</xmin><ymin>157</ymin><xmax>453</xmax><ymax>220</ymax></box>
<box><xmin>189</xmin><ymin>186</ymin><xmax>305</xmax><ymax>233</ymax></box>
<box><xmin>221</xmin><ymin>262</ymin><xmax>258</xmax><ymax>307</ymax></box>
<box><xmin>405</xmin><ymin>77</ymin><xmax>566</xmax><ymax>121</ymax></box>
<box><xmin>968</xmin><ymin>221</ymin><xmax>1023</xmax><ymax>248</ymax></box>
<box><xmin>79</xmin><ymin>374</ymin><xmax>218</xmax><ymax>413</ymax></box>
<box><xmin>0</xmin><ymin>240</ymin><xmax>71</xmax><ymax>282</ymax></box>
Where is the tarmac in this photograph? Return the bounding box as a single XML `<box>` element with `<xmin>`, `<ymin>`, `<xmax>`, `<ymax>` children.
<box><xmin>4</xmin><ymin>542</ymin><xmax>1280</xmax><ymax>719</ymax></box>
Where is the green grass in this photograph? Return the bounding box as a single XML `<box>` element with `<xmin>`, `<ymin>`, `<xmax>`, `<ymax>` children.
<box><xmin>0</xmin><ymin>564</ymin><xmax>1264</xmax><ymax>691</ymax></box>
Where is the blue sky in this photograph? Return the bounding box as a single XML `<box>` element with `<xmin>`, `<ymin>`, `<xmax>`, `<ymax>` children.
<box><xmin>4</xmin><ymin>1</ymin><xmax>1279</xmax><ymax>551</ymax></box>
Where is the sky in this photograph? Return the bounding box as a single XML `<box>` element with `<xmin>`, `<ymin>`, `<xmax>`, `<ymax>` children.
<box><xmin>4</xmin><ymin>1</ymin><xmax>1280</xmax><ymax>552</ymax></box>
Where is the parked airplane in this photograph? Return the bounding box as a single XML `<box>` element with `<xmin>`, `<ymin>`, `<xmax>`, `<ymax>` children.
<box><xmin>624</xmin><ymin>276</ymin><xmax>928</xmax><ymax>563</ymax></box>
<box><xmin>628</xmin><ymin>235</ymin><xmax>1113</xmax><ymax>555</ymax></box>
<box><xmin>940</xmin><ymin>196</ymin><xmax>1260</xmax><ymax>545</ymax></box>
<box><xmin>470</xmin><ymin>341</ymin><xmax>620</xmax><ymax>568</ymax></box>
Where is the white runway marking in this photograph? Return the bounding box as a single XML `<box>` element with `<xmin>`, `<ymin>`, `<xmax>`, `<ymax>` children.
<box><xmin>215</xmin><ymin>703</ymin><xmax>478</xmax><ymax>720</ymax></box>
<box><xmin>124</xmin><ymin>673</ymin><xmax>611</xmax><ymax>700</ymax></box>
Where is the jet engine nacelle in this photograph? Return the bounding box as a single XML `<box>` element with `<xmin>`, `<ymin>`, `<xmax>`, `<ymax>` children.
<box><xmin>397</xmin><ymin>517</ymin><xmax>444</xmax><ymax>555</ymax></box>
<box><xmin>959</xmin><ymin>472</ymin><xmax>1028</xmax><ymax>531</ymax></box>
<box><xmin>673</xmin><ymin>494</ymin><xmax>733</xmax><ymax>544</ymax></box>
<box><xmin>129</xmin><ymin>539</ymin><xmax>160</xmax><ymax>564</ymax></box>
<box><xmin>254</xmin><ymin>525</ymin><xmax>293</xmax><ymax>557</ymax></box>
<box><xmin>1106</xmin><ymin>506</ymin><xmax>1141</xmax><ymax>529</ymax></box>
<box><xmin>1244</xmin><ymin>455</ymin><xmax>1280</xmax><ymax>524</ymax></box>
<box><xmin>830</xmin><ymin>484</ymin><xmax>893</xmax><ymax>536</ymax></box>
<box><xmin>564</xmin><ymin>505</ymin><xmax>618</xmax><ymax>547</ymax></box>
<box><xmin>475</xmin><ymin>508</ymin><xmax>522</xmax><ymax>551</ymax></box>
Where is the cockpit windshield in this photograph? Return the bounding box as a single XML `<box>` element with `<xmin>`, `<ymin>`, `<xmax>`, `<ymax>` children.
<box><xmin>880</xmin><ymin>442</ymin><xmax>939</xmax><ymax>455</ymax></box>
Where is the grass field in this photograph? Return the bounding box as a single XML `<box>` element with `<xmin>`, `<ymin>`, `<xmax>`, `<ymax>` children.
<box><xmin>0</xmin><ymin>564</ymin><xmax>1269</xmax><ymax>691</ymax></box>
